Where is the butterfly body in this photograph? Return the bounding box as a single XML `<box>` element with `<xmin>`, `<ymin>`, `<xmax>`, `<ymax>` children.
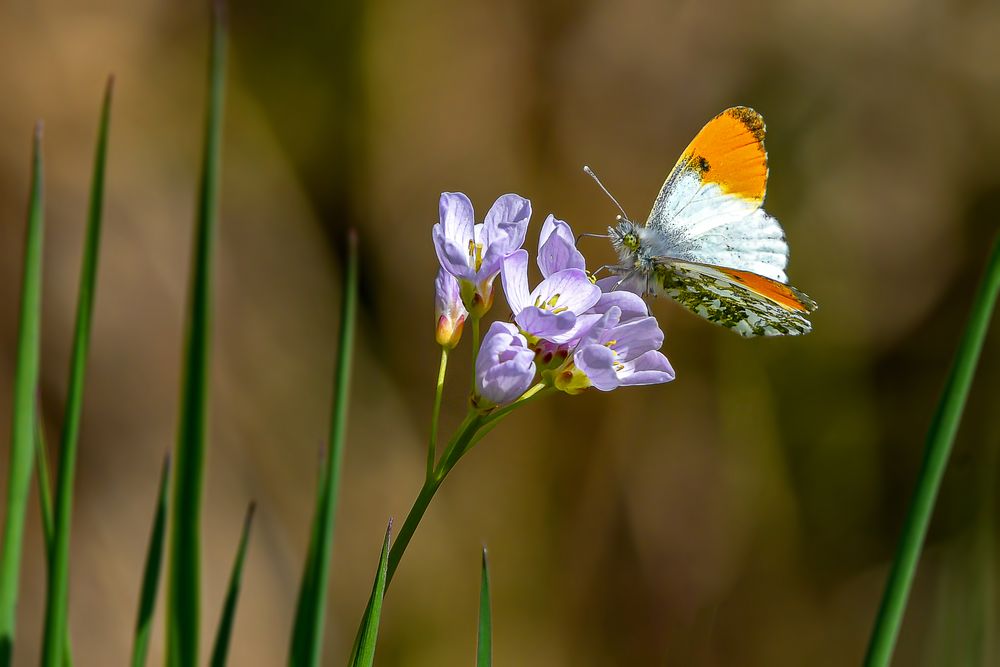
<box><xmin>602</xmin><ymin>106</ymin><xmax>817</xmax><ymax>337</ymax></box>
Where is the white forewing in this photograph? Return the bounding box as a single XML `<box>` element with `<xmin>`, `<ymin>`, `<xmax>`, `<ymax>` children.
<box><xmin>644</xmin><ymin>170</ymin><xmax>789</xmax><ymax>283</ymax></box>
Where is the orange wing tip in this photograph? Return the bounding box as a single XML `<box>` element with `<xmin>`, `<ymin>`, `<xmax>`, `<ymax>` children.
<box><xmin>681</xmin><ymin>107</ymin><xmax>768</xmax><ymax>203</ymax></box>
<box><xmin>720</xmin><ymin>268</ymin><xmax>818</xmax><ymax>313</ymax></box>
<box><xmin>724</xmin><ymin>106</ymin><xmax>766</xmax><ymax>143</ymax></box>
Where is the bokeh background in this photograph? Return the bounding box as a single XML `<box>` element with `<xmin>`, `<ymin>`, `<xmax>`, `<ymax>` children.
<box><xmin>1</xmin><ymin>0</ymin><xmax>1000</xmax><ymax>664</ymax></box>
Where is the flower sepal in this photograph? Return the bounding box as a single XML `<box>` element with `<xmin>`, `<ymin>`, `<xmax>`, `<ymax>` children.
<box><xmin>549</xmin><ymin>361</ymin><xmax>592</xmax><ymax>395</ymax></box>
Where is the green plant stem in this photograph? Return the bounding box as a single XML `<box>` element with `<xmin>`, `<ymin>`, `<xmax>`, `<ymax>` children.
<box><xmin>864</xmin><ymin>234</ymin><xmax>1000</xmax><ymax>667</ymax></box>
<box><xmin>34</xmin><ymin>419</ymin><xmax>74</xmax><ymax>667</ymax></box>
<box><xmin>386</xmin><ymin>411</ymin><xmax>482</xmax><ymax>587</ymax></box>
<box><xmin>130</xmin><ymin>455</ymin><xmax>170</xmax><ymax>667</ymax></box>
<box><xmin>386</xmin><ymin>383</ymin><xmax>552</xmax><ymax>588</ymax></box>
<box><xmin>477</xmin><ymin>547</ymin><xmax>492</xmax><ymax>667</ymax></box>
<box><xmin>0</xmin><ymin>122</ymin><xmax>45</xmax><ymax>667</ymax></box>
<box><xmin>426</xmin><ymin>348</ymin><xmax>449</xmax><ymax>479</ymax></box>
<box><xmin>35</xmin><ymin>417</ymin><xmax>55</xmax><ymax>556</ymax></box>
<box><xmin>287</xmin><ymin>230</ymin><xmax>359</xmax><ymax>666</ymax></box>
<box><xmin>166</xmin><ymin>5</ymin><xmax>226</xmax><ymax>665</ymax></box>
<box><xmin>209</xmin><ymin>503</ymin><xmax>255</xmax><ymax>667</ymax></box>
<box><xmin>41</xmin><ymin>75</ymin><xmax>112</xmax><ymax>667</ymax></box>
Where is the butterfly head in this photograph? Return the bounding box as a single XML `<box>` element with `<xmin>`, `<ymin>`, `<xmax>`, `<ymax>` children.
<box><xmin>608</xmin><ymin>218</ymin><xmax>640</xmax><ymax>254</ymax></box>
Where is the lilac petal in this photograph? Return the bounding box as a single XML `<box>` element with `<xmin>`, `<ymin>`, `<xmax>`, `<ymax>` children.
<box><xmin>501</xmin><ymin>250</ymin><xmax>532</xmax><ymax>314</ymax></box>
<box><xmin>560</xmin><ymin>312</ymin><xmax>604</xmax><ymax>345</ymax></box>
<box><xmin>479</xmin><ymin>194</ymin><xmax>530</xmax><ymax>277</ymax></box>
<box><xmin>574</xmin><ymin>344</ymin><xmax>620</xmax><ymax>391</ymax></box>
<box><xmin>528</xmin><ymin>269</ymin><xmax>601</xmax><ymax>316</ymax></box>
<box><xmin>578</xmin><ymin>307</ymin><xmax>620</xmax><ymax>347</ymax></box>
<box><xmin>480</xmin><ymin>354</ymin><xmax>535</xmax><ymax>404</ymax></box>
<box><xmin>432</xmin><ymin>227</ymin><xmax>473</xmax><ymax>281</ymax></box>
<box><xmin>593</xmin><ymin>290</ymin><xmax>648</xmax><ymax>321</ymax></box>
<box><xmin>608</xmin><ymin>316</ymin><xmax>664</xmax><ymax>362</ymax></box>
<box><xmin>434</xmin><ymin>268</ymin><xmax>465</xmax><ymax>315</ymax></box>
<box><xmin>476</xmin><ymin>321</ymin><xmax>536</xmax><ymax>404</ymax></box>
<box><xmin>537</xmin><ymin>215</ymin><xmax>585</xmax><ymax>277</ymax></box>
<box><xmin>618</xmin><ymin>350</ymin><xmax>676</xmax><ymax>386</ymax></box>
<box><xmin>439</xmin><ymin>192</ymin><xmax>475</xmax><ymax>248</ymax></box>
<box><xmin>515</xmin><ymin>307</ymin><xmax>579</xmax><ymax>343</ymax></box>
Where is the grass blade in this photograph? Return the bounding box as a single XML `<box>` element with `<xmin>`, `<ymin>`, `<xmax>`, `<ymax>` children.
<box><xmin>288</xmin><ymin>230</ymin><xmax>359</xmax><ymax>666</ymax></box>
<box><xmin>34</xmin><ymin>419</ymin><xmax>74</xmax><ymax>667</ymax></box>
<box><xmin>864</xmin><ymin>234</ymin><xmax>1000</xmax><ymax>666</ymax></box>
<box><xmin>350</xmin><ymin>521</ymin><xmax>392</xmax><ymax>667</ymax></box>
<box><xmin>477</xmin><ymin>547</ymin><xmax>492</xmax><ymax>667</ymax></box>
<box><xmin>209</xmin><ymin>503</ymin><xmax>255</xmax><ymax>667</ymax></box>
<box><xmin>35</xmin><ymin>417</ymin><xmax>55</xmax><ymax>557</ymax></box>
<box><xmin>130</xmin><ymin>455</ymin><xmax>171</xmax><ymax>667</ymax></box>
<box><xmin>41</xmin><ymin>74</ymin><xmax>113</xmax><ymax>667</ymax></box>
<box><xmin>0</xmin><ymin>122</ymin><xmax>45</xmax><ymax>667</ymax></box>
<box><xmin>166</xmin><ymin>3</ymin><xmax>227</xmax><ymax>665</ymax></box>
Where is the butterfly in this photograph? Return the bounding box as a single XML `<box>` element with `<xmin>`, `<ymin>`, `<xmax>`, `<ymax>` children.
<box><xmin>585</xmin><ymin>106</ymin><xmax>817</xmax><ymax>337</ymax></box>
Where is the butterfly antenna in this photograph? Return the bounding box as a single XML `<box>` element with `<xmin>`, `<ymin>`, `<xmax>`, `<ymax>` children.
<box><xmin>583</xmin><ymin>165</ymin><xmax>631</xmax><ymax>222</ymax></box>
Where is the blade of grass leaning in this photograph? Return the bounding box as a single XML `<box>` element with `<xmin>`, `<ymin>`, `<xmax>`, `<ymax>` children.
<box><xmin>864</xmin><ymin>233</ymin><xmax>1000</xmax><ymax>667</ymax></box>
<box><xmin>41</xmin><ymin>74</ymin><xmax>113</xmax><ymax>667</ymax></box>
<box><xmin>477</xmin><ymin>547</ymin><xmax>492</xmax><ymax>667</ymax></box>
<box><xmin>165</xmin><ymin>2</ymin><xmax>227</xmax><ymax>665</ymax></box>
<box><xmin>288</xmin><ymin>230</ymin><xmax>359</xmax><ymax>666</ymax></box>
<box><xmin>35</xmin><ymin>417</ymin><xmax>55</xmax><ymax>557</ymax></box>
<box><xmin>209</xmin><ymin>503</ymin><xmax>255</xmax><ymax>667</ymax></box>
<box><xmin>0</xmin><ymin>122</ymin><xmax>45</xmax><ymax>667</ymax></box>
<box><xmin>34</xmin><ymin>418</ymin><xmax>74</xmax><ymax>667</ymax></box>
<box><xmin>130</xmin><ymin>455</ymin><xmax>171</xmax><ymax>667</ymax></box>
<box><xmin>349</xmin><ymin>521</ymin><xmax>392</xmax><ymax>667</ymax></box>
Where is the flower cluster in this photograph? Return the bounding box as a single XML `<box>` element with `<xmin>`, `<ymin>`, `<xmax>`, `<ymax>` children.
<box><xmin>433</xmin><ymin>192</ymin><xmax>674</xmax><ymax>408</ymax></box>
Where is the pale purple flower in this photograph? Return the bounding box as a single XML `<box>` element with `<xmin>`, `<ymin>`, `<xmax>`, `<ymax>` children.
<box><xmin>501</xmin><ymin>250</ymin><xmax>602</xmax><ymax>345</ymax></box>
<box><xmin>434</xmin><ymin>268</ymin><xmax>467</xmax><ymax>349</ymax></box>
<box><xmin>432</xmin><ymin>192</ymin><xmax>531</xmax><ymax>317</ymax></box>
<box><xmin>556</xmin><ymin>306</ymin><xmax>674</xmax><ymax>393</ymax></box>
<box><xmin>537</xmin><ymin>214</ymin><xmax>585</xmax><ymax>277</ymax></box>
<box><xmin>475</xmin><ymin>321</ymin><xmax>537</xmax><ymax>407</ymax></box>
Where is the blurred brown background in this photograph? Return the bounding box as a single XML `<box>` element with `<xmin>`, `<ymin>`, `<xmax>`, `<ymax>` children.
<box><xmin>1</xmin><ymin>0</ymin><xmax>1000</xmax><ymax>664</ymax></box>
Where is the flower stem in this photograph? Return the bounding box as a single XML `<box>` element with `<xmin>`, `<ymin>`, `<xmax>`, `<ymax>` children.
<box><xmin>426</xmin><ymin>348</ymin><xmax>449</xmax><ymax>480</ymax></box>
<box><xmin>386</xmin><ymin>411</ymin><xmax>482</xmax><ymax>586</ymax></box>
<box><xmin>864</xmin><ymin>234</ymin><xmax>1000</xmax><ymax>666</ymax></box>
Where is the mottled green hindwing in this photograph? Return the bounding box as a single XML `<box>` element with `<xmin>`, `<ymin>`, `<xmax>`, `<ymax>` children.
<box><xmin>652</xmin><ymin>262</ymin><xmax>814</xmax><ymax>337</ymax></box>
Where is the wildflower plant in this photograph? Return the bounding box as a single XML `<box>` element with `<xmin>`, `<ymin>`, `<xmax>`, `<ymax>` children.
<box><xmin>378</xmin><ymin>194</ymin><xmax>677</xmax><ymax>596</ymax></box>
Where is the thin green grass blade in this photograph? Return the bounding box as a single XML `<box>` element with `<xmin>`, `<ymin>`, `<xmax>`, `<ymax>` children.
<box><xmin>477</xmin><ymin>547</ymin><xmax>492</xmax><ymax>667</ymax></box>
<box><xmin>35</xmin><ymin>417</ymin><xmax>55</xmax><ymax>557</ymax></box>
<box><xmin>350</xmin><ymin>522</ymin><xmax>392</xmax><ymax>667</ymax></box>
<box><xmin>0</xmin><ymin>122</ymin><xmax>45</xmax><ymax>667</ymax></box>
<box><xmin>166</xmin><ymin>3</ymin><xmax>227</xmax><ymax>665</ymax></box>
<box><xmin>34</xmin><ymin>418</ymin><xmax>74</xmax><ymax>667</ymax></box>
<box><xmin>130</xmin><ymin>455</ymin><xmax>171</xmax><ymax>667</ymax></box>
<box><xmin>864</xmin><ymin>234</ymin><xmax>1000</xmax><ymax>667</ymax></box>
<box><xmin>209</xmin><ymin>503</ymin><xmax>255</xmax><ymax>667</ymax></box>
<box><xmin>41</xmin><ymin>74</ymin><xmax>113</xmax><ymax>667</ymax></box>
<box><xmin>288</xmin><ymin>230</ymin><xmax>359</xmax><ymax>666</ymax></box>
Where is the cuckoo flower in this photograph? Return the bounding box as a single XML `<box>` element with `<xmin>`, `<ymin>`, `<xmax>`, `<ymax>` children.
<box><xmin>433</xmin><ymin>192</ymin><xmax>531</xmax><ymax>318</ymax></box>
<box><xmin>537</xmin><ymin>214</ymin><xmax>586</xmax><ymax>277</ymax></box>
<box><xmin>501</xmin><ymin>250</ymin><xmax>602</xmax><ymax>346</ymax></box>
<box><xmin>555</xmin><ymin>305</ymin><xmax>675</xmax><ymax>394</ymax></box>
<box><xmin>434</xmin><ymin>268</ymin><xmax>467</xmax><ymax>349</ymax></box>
<box><xmin>474</xmin><ymin>321</ymin><xmax>537</xmax><ymax>407</ymax></box>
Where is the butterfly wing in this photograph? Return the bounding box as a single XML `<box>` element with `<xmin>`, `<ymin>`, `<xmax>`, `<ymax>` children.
<box><xmin>649</xmin><ymin>259</ymin><xmax>817</xmax><ymax>337</ymax></box>
<box><xmin>645</xmin><ymin>107</ymin><xmax>789</xmax><ymax>283</ymax></box>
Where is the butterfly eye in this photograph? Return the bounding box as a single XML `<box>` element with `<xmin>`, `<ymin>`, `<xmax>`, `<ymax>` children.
<box><xmin>624</xmin><ymin>233</ymin><xmax>639</xmax><ymax>251</ymax></box>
